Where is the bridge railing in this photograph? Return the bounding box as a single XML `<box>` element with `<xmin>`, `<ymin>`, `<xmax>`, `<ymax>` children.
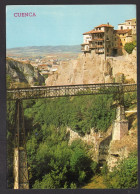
<box><xmin>7</xmin><ymin>83</ymin><xmax>137</xmax><ymax>100</ymax></box>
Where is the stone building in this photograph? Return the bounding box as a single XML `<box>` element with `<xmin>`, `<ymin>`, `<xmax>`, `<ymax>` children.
<box><xmin>81</xmin><ymin>23</ymin><xmax>115</xmax><ymax>57</ymax></box>
<box><xmin>114</xmin><ymin>29</ymin><xmax>132</xmax><ymax>55</ymax></box>
<box><xmin>118</xmin><ymin>18</ymin><xmax>136</xmax><ymax>36</ymax></box>
<box><xmin>81</xmin><ymin>18</ymin><xmax>136</xmax><ymax>57</ymax></box>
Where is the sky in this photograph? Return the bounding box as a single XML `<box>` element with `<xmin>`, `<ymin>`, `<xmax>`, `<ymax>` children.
<box><xmin>6</xmin><ymin>5</ymin><xmax>136</xmax><ymax>48</ymax></box>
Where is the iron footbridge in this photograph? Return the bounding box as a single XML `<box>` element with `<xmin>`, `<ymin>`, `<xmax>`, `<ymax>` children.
<box><xmin>7</xmin><ymin>82</ymin><xmax>137</xmax><ymax>189</ymax></box>
<box><xmin>7</xmin><ymin>83</ymin><xmax>137</xmax><ymax>100</ymax></box>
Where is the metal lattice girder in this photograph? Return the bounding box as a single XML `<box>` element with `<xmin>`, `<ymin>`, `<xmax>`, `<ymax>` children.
<box><xmin>7</xmin><ymin>83</ymin><xmax>137</xmax><ymax>101</ymax></box>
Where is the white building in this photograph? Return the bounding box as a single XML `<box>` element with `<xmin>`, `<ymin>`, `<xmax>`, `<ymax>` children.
<box><xmin>118</xmin><ymin>18</ymin><xmax>136</xmax><ymax>35</ymax></box>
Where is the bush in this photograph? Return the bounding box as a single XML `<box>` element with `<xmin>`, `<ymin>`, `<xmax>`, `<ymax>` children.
<box><xmin>26</xmin><ymin>125</ymin><xmax>97</xmax><ymax>189</ymax></box>
<box><xmin>124</xmin><ymin>41</ymin><xmax>136</xmax><ymax>54</ymax></box>
<box><xmin>106</xmin><ymin>152</ymin><xmax>138</xmax><ymax>188</ymax></box>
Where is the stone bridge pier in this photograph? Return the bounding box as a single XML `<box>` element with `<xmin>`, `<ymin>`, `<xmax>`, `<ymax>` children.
<box><xmin>112</xmin><ymin>105</ymin><xmax>128</xmax><ymax>140</ymax></box>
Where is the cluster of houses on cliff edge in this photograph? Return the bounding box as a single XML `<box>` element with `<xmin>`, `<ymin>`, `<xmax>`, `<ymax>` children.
<box><xmin>81</xmin><ymin>18</ymin><xmax>136</xmax><ymax>56</ymax></box>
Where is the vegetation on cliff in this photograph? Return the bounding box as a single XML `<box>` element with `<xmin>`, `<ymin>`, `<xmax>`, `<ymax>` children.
<box><xmin>103</xmin><ymin>151</ymin><xmax>138</xmax><ymax>188</ymax></box>
<box><xmin>124</xmin><ymin>41</ymin><xmax>136</xmax><ymax>54</ymax></box>
<box><xmin>7</xmin><ymin>89</ymin><xmax>137</xmax><ymax>188</ymax></box>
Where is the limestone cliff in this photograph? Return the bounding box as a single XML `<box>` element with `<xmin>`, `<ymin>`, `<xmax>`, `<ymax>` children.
<box><xmin>46</xmin><ymin>49</ymin><xmax>137</xmax><ymax>86</ymax></box>
<box><xmin>6</xmin><ymin>58</ymin><xmax>45</xmax><ymax>86</ymax></box>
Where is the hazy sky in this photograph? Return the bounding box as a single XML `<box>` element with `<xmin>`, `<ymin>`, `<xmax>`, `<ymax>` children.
<box><xmin>6</xmin><ymin>5</ymin><xmax>136</xmax><ymax>48</ymax></box>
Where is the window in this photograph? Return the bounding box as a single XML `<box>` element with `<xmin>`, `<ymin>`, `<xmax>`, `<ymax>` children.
<box><xmin>115</xmin><ymin>38</ymin><xmax>116</xmax><ymax>41</ymax></box>
<box><xmin>121</xmin><ymin>26</ymin><xmax>123</xmax><ymax>30</ymax></box>
<box><xmin>124</xmin><ymin>39</ymin><xmax>125</xmax><ymax>41</ymax></box>
<box><xmin>120</xmin><ymin>43</ymin><xmax>122</xmax><ymax>46</ymax></box>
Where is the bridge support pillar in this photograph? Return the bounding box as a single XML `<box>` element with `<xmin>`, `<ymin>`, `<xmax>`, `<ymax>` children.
<box><xmin>112</xmin><ymin>105</ymin><xmax>128</xmax><ymax>140</ymax></box>
<box><xmin>14</xmin><ymin>148</ymin><xmax>29</xmax><ymax>189</ymax></box>
<box><xmin>13</xmin><ymin>100</ymin><xmax>29</xmax><ymax>189</ymax></box>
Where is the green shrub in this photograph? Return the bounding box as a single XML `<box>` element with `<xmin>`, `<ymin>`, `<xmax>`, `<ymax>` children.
<box><xmin>124</xmin><ymin>41</ymin><xmax>136</xmax><ymax>54</ymax></box>
<box><xmin>106</xmin><ymin>152</ymin><xmax>138</xmax><ymax>188</ymax></box>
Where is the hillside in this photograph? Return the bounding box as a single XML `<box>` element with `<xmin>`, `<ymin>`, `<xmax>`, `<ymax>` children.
<box><xmin>6</xmin><ymin>57</ymin><xmax>45</xmax><ymax>87</ymax></box>
<box><xmin>6</xmin><ymin>45</ymin><xmax>81</xmax><ymax>57</ymax></box>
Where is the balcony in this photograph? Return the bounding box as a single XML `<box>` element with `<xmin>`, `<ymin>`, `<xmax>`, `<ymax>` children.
<box><xmin>92</xmin><ymin>38</ymin><xmax>104</xmax><ymax>42</ymax></box>
<box><xmin>96</xmin><ymin>45</ymin><xmax>104</xmax><ymax>48</ymax></box>
<box><xmin>81</xmin><ymin>45</ymin><xmax>90</xmax><ymax>52</ymax></box>
<box><xmin>81</xmin><ymin>43</ymin><xmax>89</xmax><ymax>46</ymax></box>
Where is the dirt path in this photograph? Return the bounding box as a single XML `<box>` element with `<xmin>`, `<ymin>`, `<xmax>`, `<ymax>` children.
<box><xmin>82</xmin><ymin>175</ymin><xmax>107</xmax><ymax>189</ymax></box>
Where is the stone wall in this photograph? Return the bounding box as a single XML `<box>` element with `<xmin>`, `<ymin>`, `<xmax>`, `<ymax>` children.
<box><xmin>67</xmin><ymin>125</ymin><xmax>112</xmax><ymax>162</ymax></box>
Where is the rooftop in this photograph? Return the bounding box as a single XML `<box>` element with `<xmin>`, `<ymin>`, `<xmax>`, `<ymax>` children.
<box><xmin>83</xmin><ymin>30</ymin><xmax>104</xmax><ymax>35</ymax></box>
<box><xmin>115</xmin><ymin>29</ymin><xmax>132</xmax><ymax>34</ymax></box>
<box><xmin>125</xmin><ymin>18</ymin><xmax>136</xmax><ymax>21</ymax></box>
<box><xmin>95</xmin><ymin>24</ymin><xmax>114</xmax><ymax>28</ymax></box>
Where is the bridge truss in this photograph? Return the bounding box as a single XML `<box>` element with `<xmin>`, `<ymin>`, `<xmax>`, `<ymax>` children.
<box><xmin>7</xmin><ymin>83</ymin><xmax>137</xmax><ymax>101</ymax></box>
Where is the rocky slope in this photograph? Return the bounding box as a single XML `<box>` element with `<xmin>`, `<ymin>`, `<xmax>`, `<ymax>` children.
<box><xmin>6</xmin><ymin>58</ymin><xmax>45</xmax><ymax>87</ymax></box>
<box><xmin>46</xmin><ymin>49</ymin><xmax>137</xmax><ymax>86</ymax></box>
<box><xmin>67</xmin><ymin>106</ymin><xmax>137</xmax><ymax>170</ymax></box>
<box><xmin>106</xmin><ymin>108</ymin><xmax>137</xmax><ymax>170</ymax></box>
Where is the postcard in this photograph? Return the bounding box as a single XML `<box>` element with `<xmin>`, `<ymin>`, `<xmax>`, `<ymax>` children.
<box><xmin>6</xmin><ymin>4</ymin><xmax>138</xmax><ymax>190</ymax></box>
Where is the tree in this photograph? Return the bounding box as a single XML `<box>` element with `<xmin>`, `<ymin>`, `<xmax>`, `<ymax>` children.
<box><xmin>124</xmin><ymin>41</ymin><xmax>136</xmax><ymax>54</ymax></box>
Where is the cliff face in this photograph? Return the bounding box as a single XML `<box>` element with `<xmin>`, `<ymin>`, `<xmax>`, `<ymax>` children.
<box><xmin>46</xmin><ymin>49</ymin><xmax>137</xmax><ymax>86</ymax></box>
<box><xmin>46</xmin><ymin>51</ymin><xmax>105</xmax><ymax>86</ymax></box>
<box><xmin>6</xmin><ymin>58</ymin><xmax>45</xmax><ymax>86</ymax></box>
<box><xmin>106</xmin><ymin>49</ymin><xmax>137</xmax><ymax>83</ymax></box>
<box><xmin>67</xmin><ymin>115</ymin><xmax>137</xmax><ymax>170</ymax></box>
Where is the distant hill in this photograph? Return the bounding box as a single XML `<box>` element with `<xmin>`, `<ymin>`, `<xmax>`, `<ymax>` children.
<box><xmin>7</xmin><ymin>45</ymin><xmax>81</xmax><ymax>56</ymax></box>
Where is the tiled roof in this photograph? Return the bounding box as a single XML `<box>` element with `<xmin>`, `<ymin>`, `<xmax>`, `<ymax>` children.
<box><xmin>115</xmin><ymin>29</ymin><xmax>132</xmax><ymax>34</ymax></box>
<box><xmin>83</xmin><ymin>30</ymin><xmax>104</xmax><ymax>35</ymax></box>
<box><xmin>95</xmin><ymin>24</ymin><xmax>114</xmax><ymax>28</ymax></box>
<box><xmin>118</xmin><ymin>23</ymin><xmax>125</xmax><ymax>25</ymax></box>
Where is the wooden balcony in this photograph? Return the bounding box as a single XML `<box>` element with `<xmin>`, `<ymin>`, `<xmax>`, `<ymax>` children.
<box><xmin>92</xmin><ymin>38</ymin><xmax>104</xmax><ymax>42</ymax></box>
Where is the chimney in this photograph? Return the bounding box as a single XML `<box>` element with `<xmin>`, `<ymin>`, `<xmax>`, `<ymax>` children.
<box><xmin>107</xmin><ymin>22</ymin><xmax>109</xmax><ymax>25</ymax></box>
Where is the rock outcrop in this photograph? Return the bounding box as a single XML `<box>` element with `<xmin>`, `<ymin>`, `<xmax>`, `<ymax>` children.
<box><xmin>46</xmin><ymin>49</ymin><xmax>137</xmax><ymax>86</ymax></box>
<box><xmin>6</xmin><ymin>58</ymin><xmax>45</xmax><ymax>86</ymax></box>
<box><xmin>67</xmin><ymin>125</ymin><xmax>112</xmax><ymax>163</ymax></box>
<box><xmin>67</xmin><ymin>108</ymin><xmax>137</xmax><ymax>170</ymax></box>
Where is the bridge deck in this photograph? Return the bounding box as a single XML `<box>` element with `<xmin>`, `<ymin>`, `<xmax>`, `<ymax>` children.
<box><xmin>7</xmin><ymin>83</ymin><xmax>137</xmax><ymax>100</ymax></box>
